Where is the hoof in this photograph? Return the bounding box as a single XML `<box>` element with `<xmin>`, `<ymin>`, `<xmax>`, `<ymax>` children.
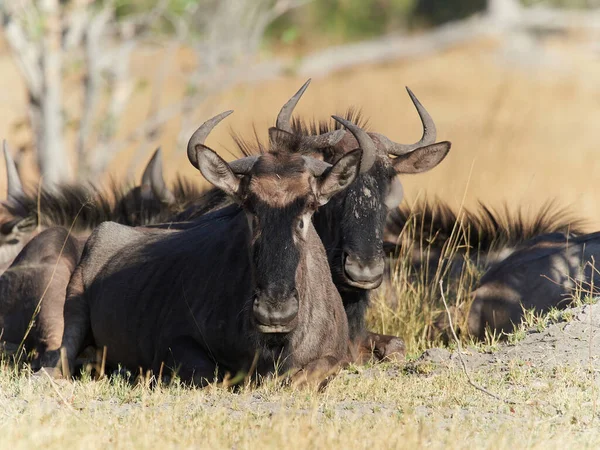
<box><xmin>376</xmin><ymin>336</ymin><xmax>406</xmax><ymax>363</ymax></box>
<box><xmin>357</xmin><ymin>332</ymin><xmax>406</xmax><ymax>364</ymax></box>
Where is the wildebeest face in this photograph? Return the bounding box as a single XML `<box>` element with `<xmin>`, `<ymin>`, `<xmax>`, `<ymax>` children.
<box><xmin>331</xmin><ymin>139</ymin><xmax>452</xmax><ymax>290</ymax></box>
<box><xmin>310</xmin><ymin>114</ymin><xmax>450</xmax><ymax>291</ymax></box>
<box><xmin>189</xmin><ymin>122</ymin><xmax>362</xmax><ymax>334</ymax></box>
<box><xmin>325</xmin><ymin>160</ymin><xmax>399</xmax><ymax>290</ymax></box>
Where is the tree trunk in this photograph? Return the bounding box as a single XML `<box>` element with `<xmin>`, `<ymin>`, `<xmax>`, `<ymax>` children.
<box><xmin>39</xmin><ymin>0</ymin><xmax>72</xmax><ymax>184</ymax></box>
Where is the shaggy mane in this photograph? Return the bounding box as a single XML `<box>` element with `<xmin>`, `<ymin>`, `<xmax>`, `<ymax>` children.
<box><xmin>385</xmin><ymin>197</ymin><xmax>587</xmax><ymax>254</ymax></box>
<box><xmin>2</xmin><ymin>176</ymin><xmax>205</xmax><ymax>229</ymax></box>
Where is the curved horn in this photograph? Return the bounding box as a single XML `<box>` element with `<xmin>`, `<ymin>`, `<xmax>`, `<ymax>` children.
<box><xmin>141</xmin><ymin>147</ymin><xmax>175</xmax><ymax>204</ymax></box>
<box><xmin>228</xmin><ymin>156</ymin><xmax>260</xmax><ymax>175</ymax></box>
<box><xmin>187</xmin><ymin>110</ymin><xmax>234</xmax><ymax>169</ymax></box>
<box><xmin>3</xmin><ymin>140</ymin><xmax>24</xmax><ymax>202</ymax></box>
<box><xmin>331</xmin><ymin>116</ymin><xmax>376</xmax><ymax>173</ymax></box>
<box><xmin>276</xmin><ymin>80</ymin><xmax>345</xmax><ymax>149</ymax></box>
<box><xmin>276</xmin><ymin>79</ymin><xmax>311</xmax><ymax>132</ymax></box>
<box><xmin>301</xmin><ymin>156</ymin><xmax>332</xmax><ymax>176</ymax></box>
<box><xmin>373</xmin><ymin>87</ymin><xmax>437</xmax><ymax>156</ymax></box>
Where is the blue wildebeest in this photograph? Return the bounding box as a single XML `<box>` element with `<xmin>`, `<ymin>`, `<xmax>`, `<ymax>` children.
<box><xmin>0</xmin><ymin>146</ymin><xmax>200</xmax><ymax>362</ymax></box>
<box><xmin>40</xmin><ymin>110</ymin><xmax>363</xmax><ymax>387</ymax></box>
<box><xmin>268</xmin><ymin>80</ymin><xmax>452</xmax><ymax>360</ymax></box>
<box><xmin>466</xmin><ymin>231</ymin><xmax>600</xmax><ymax>339</ymax></box>
<box><xmin>382</xmin><ymin>199</ymin><xmax>585</xmax><ymax>342</ymax></box>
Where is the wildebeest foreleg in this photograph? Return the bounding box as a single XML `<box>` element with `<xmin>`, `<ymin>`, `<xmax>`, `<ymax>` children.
<box><xmin>38</xmin><ymin>264</ymin><xmax>90</xmax><ymax>378</ymax></box>
<box><xmin>30</xmin><ymin>259</ymin><xmax>74</xmax><ymax>369</ymax></box>
<box><xmin>344</xmin><ymin>291</ymin><xmax>405</xmax><ymax>363</ymax></box>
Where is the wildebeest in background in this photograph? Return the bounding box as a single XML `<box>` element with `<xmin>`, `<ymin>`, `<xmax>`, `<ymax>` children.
<box><xmin>41</xmin><ymin>110</ymin><xmax>363</xmax><ymax>388</ymax></box>
<box><xmin>0</xmin><ymin>143</ymin><xmax>201</xmax><ymax>273</ymax></box>
<box><xmin>261</xmin><ymin>80</ymin><xmax>452</xmax><ymax>361</ymax></box>
<box><xmin>0</xmin><ymin>146</ymin><xmax>202</xmax><ymax>363</ymax></box>
<box><xmin>383</xmin><ymin>198</ymin><xmax>585</xmax><ymax>282</ymax></box>
<box><xmin>466</xmin><ymin>231</ymin><xmax>600</xmax><ymax>339</ymax></box>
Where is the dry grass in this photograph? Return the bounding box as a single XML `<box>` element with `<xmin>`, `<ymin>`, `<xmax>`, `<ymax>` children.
<box><xmin>1</xmin><ymin>350</ymin><xmax>600</xmax><ymax>449</ymax></box>
<box><xmin>367</xmin><ymin>204</ymin><xmax>483</xmax><ymax>356</ymax></box>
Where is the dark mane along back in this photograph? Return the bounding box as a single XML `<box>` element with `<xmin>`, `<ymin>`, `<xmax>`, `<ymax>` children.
<box><xmin>4</xmin><ymin>184</ymin><xmax>114</xmax><ymax>231</ymax></box>
<box><xmin>2</xmin><ymin>176</ymin><xmax>205</xmax><ymax>230</ymax></box>
<box><xmin>385</xmin><ymin>197</ymin><xmax>587</xmax><ymax>255</ymax></box>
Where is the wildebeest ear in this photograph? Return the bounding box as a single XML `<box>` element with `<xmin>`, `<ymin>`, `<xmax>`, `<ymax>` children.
<box><xmin>316</xmin><ymin>149</ymin><xmax>362</xmax><ymax>206</ymax></box>
<box><xmin>385</xmin><ymin>177</ymin><xmax>404</xmax><ymax>210</ymax></box>
<box><xmin>392</xmin><ymin>141</ymin><xmax>451</xmax><ymax>174</ymax></box>
<box><xmin>195</xmin><ymin>145</ymin><xmax>240</xmax><ymax>198</ymax></box>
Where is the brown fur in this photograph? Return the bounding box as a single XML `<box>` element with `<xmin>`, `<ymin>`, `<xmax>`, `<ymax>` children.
<box><xmin>249</xmin><ymin>172</ymin><xmax>312</xmax><ymax>208</ymax></box>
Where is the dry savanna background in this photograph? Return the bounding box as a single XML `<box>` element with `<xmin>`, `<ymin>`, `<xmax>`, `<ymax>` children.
<box><xmin>1</xmin><ymin>0</ymin><xmax>600</xmax><ymax>448</ymax></box>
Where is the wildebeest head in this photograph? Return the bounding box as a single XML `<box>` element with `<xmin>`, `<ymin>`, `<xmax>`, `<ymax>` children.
<box><xmin>187</xmin><ymin>111</ymin><xmax>362</xmax><ymax>334</ymax></box>
<box><xmin>276</xmin><ymin>80</ymin><xmax>452</xmax><ymax>290</ymax></box>
<box><xmin>113</xmin><ymin>147</ymin><xmax>178</xmax><ymax>224</ymax></box>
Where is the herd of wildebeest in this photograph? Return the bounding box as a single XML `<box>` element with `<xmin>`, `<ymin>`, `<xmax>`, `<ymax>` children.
<box><xmin>0</xmin><ymin>80</ymin><xmax>596</xmax><ymax>388</ymax></box>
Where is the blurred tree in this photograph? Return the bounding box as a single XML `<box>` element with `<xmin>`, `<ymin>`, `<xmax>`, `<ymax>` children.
<box><xmin>268</xmin><ymin>0</ymin><xmax>416</xmax><ymax>45</ymax></box>
<box><xmin>413</xmin><ymin>0</ymin><xmax>487</xmax><ymax>25</ymax></box>
<box><xmin>0</xmin><ymin>0</ymin><xmax>304</xmax><ymax>183</ymax></box>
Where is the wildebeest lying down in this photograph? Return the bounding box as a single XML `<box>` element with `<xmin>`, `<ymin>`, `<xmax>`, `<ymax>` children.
<box><xmin>466</xmin><ymin>231</ymin><xmax>600</xmax><ymax>339</ymax></box>
<box><xmin>0</xmin><ymin>147</ymin><xmax>201</xmax><ymax>363</ymax></box>
<box><xmin>41</xmin><ymin>111</ymin><xmax>363</xmax><ymax>387</ymax></box>
<box><xmin>141</xmin><ymin>80</ymin><xmax>452</xmax><ymax>362</ymax></box>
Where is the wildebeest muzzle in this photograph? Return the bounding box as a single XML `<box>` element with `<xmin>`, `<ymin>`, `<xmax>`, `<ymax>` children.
<box><xmin>253</xmin><ymin>286</ymin><xmax>299</xmax><ymax>334</ymax></box>
<box><xmin>343</xmin><ymin>252</ymin><xmax>385</xmax><ymax>289</ymax></box>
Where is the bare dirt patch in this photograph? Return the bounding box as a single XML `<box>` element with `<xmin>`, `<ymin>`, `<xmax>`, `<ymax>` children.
<box><xmin>418</xmin><ymin>302</ymin><xmax>600</xmax><ymax>374</ymax></box>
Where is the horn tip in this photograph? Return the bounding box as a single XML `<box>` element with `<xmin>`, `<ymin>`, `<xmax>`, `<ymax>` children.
<box><xmin>331</xmin><ymin>115</ymin><xmax>352</xmax><ymax>128</ymax></box>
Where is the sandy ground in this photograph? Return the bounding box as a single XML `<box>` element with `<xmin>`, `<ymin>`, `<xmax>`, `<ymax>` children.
<box><xmin>420</xmin><ymin>302</ymin><xmax>600</xmax><ymax>373</ymax></box>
